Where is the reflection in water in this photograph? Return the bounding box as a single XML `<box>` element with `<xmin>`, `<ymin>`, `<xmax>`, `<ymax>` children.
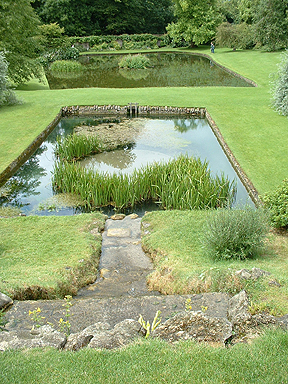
<box><xmin>46</xmin><ymin>53</ymin><xmax>253</xmax><ymax>89</ymax></box>
<box><xmin>81</xmin><ymin>147</ymin><xmax>137</xmax><ymax>170</ymax></box>
<box><xmin>0</xmin><ymin>147</ymin><xmax>47</xmax><ymax>208</ymax></box>
<box><xmin>0</xmin><ymin>116</ymin><xmax>253</xmax><ymax>215</ymax></box>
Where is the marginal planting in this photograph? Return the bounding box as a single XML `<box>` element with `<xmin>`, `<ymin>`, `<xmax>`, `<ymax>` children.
<box><xmin>49</xmin><ymin>60</ymin><xmax>83</xmax><ymax>73</ymax></box>
<box><xmin>55</xmin><ymin>134</ymin><xmax>103</xmax><ymax>161</ymax></box>
<box><xmin>118</xmin><ymin>54</ymin><xmax>151</xmax><ymax>69</ymax></box>
<box><xmin>52</xmin><ymin>154</ymin><xmax>236</xmax><ymax>210</ymax></box>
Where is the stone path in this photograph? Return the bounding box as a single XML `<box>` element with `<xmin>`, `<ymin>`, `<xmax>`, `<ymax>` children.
<box><xmin>3</xmin><ymin>214</ymin><xmax>230</xmax><ymax>334</ymax></box>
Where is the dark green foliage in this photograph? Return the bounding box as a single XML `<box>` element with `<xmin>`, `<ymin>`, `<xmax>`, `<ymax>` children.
<box><xmin>52</xmin><ymin>154</ymin><xmax>236</xmax><ymax>210</ymax></box>
<box><xmin>203</xmin><ymin>207</ymin><xmax>269</xmax><ymax>260</ymax></box>
<box><xmin>253</xmin><ymin>0</ymin><xmax>288</xmax><ymax>51</ymax></box>
<box><xmin>262</xmin><ymin>179</ymin><xmax>288</xmax><ymax>228</ymax></box>
<box><xmin>0</xmin><ymin>0</ymin><xmax>43</xmax><ymax>84</ymax></box>
<box><xmin>32</xmin><ymin>0</ymin><xmax>174</xmax><ymax>36</ymax></box>
<box><xmin>216</xmin><ymin>22</ymin><xmax>254</xmax><ymax>49</ymax></box>
<box><xmin>271</xmin><ymin>51</ymin><xmax>288</xmax><ymax>117</ymax></box>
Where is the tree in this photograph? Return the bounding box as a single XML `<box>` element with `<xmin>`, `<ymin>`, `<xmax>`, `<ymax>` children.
<box><xmin>0</xmin><ymin>52</ymin><xmax>19</xmax><ymax>106</ymax></box>
<box><xmin>253</xmin><ymin>0</ymin><xmax>288</xmax><ymax>51</ymax></box>
<box><xmin>216</xmin><ymin>22</ymin><xmax>254</xmax><ymax>49</ymax></box>
<box><xmin>272</xmin><ymin>50</ymin><xmax>288</xmax><ymax>116</ymax></box>
<box><xmin>167</xmin><ymin>0</ymin><xmax>222</xmax><ymax>46</ymax></box>
<box><xmin>33</xmin><ymin>0</ymin><xmax>174</xmax><ymax>36</ymax></box>
<box><xmin>0</xmin><ymin>0</ymin><xmax>43</xmax><ymax>84</ymax></box>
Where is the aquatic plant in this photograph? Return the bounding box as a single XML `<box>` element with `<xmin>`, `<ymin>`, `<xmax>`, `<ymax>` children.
<box><xmin>52</xmin><ymin>155</ymin><xmax>236</xmax><ymax>210</ymax></box>
<box><xmin>118</xmin><ymin>54</ymin><xmax>151</xmax><ymax>69</ymax></box>
<box><xmin>55</xmin><ymin>134</ymin><xmax>103</xmax><ymax>161</ymax></box>
<box><xmin>49</xmin><ymin>60</ymin><xmax>83</xmax><ymax>73</ymax></box>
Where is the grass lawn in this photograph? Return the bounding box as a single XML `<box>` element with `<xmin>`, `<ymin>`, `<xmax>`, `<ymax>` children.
<box><xmin>1</xmin><ymin>47</ymin><xmax>288</xmax><ymax>379</ymax></box>
<box><xmin>0</xmin><ymin>213</ymin><xmax>105</xmax><ymax>299</ymax></box>
<box><xmin>0</xmin><ymin>331</ymin><xmax>288</xmax><ymax>383</ymax></box>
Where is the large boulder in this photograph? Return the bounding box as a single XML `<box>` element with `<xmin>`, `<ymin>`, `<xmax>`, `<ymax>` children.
<box><xmin>65</xmin><ymin>322</ymin><xmax>111</xmax><ymax>351</ymax></box>
<box><xmin>0</xmin><ymin>325</ymin><xmax>66</xmax><ymax>351</ymax></box>
<box><xmin>0</xmin><ymin>292</ymin><xmax>13</xmax><ymax>310</ymax></box>
<box><xmin>153</xmin><ymin>311</ymin><xmax>232</xmax><ymax>345</ymax></box>
<box><xmin>88</xmin><ymin>319</ymin><xmax>142</xmax><ymax>349</ymax></box>
<box><xmin>228</xmin><ymin>290</ymin><xmax>251</xmax><ymax>325</ymax></box>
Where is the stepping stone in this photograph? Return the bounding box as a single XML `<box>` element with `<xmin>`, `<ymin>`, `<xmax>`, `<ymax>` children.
<box><xmin>107</xmin><ymin>228</ymin><xmax>131</xmax><ymax>237</ymax></box>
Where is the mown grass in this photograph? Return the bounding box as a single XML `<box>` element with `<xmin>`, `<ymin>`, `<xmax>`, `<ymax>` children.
<box><xmin>142</xmin><ymin>210</ymin><xmax>288</xmax><ymax>315</ymax></box>
<box><xmin>0</xmin><ymin>47</ymin><xmax>287</xmax><ymax>196</ymax></box>
<box><xmin>0</xmin><ymin>330</ymin><xmax>288</xmax><ymax>384</ymax></box>
<box><xmin>0</xmin><ymin>213</ymin><xmax>105</xmax><ymax>299</ymax></box>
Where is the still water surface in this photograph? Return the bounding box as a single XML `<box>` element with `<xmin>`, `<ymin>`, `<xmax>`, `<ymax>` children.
<box><xmin>46</xmin><ymin>53</ymin><xmax>253</xmax><ymax>89</ymax></box>
<box><xmin>0</xmin><ymin>116</ymin><xmax>252</xmax><ymax>216</ymax></box>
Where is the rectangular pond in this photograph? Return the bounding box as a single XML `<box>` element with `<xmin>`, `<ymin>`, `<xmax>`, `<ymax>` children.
<box><xmin>0</xmin><ymin>115</ymin><xmax>253</xmax><ymax>216</ymax></box>
<box><xmin>46</xmin><ymin>53</ymin><xmax>254</xmax><ymax>89</ymax></box>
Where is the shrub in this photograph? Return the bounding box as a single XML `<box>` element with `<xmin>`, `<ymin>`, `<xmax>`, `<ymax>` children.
<box><xmin>203</xmin><ymin>207</ymin><xmax>269</xmax><ymax>260</ymax></box>
<box><xmin>49</xmin><ymin>60</ymin><xmax>83</xmax><ymax>73</ymax></box>
<box><xmin>262</xmin><ymin>179</ymin><xmax>288</xmax><ymax>228</ymax></box>
<box><xmin>0</xmin><ymin>52</ymin><xmax>20</xmax><ymax>106</ymax></box>
<box><xmin>271</xmin><ymin>50</ymin><xmax>288</xmax><ymax>116</ymax></box>
<box><xmin>118</xmin><ymin>54</ymin><xmax>151</xmax><ymax>69</ymax></box>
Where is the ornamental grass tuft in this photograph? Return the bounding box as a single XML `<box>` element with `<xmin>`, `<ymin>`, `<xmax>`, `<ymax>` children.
<box><xmin>203</xmin><ymin>207</ymin><xmax>269</xmax><ymax>261</ymax></box>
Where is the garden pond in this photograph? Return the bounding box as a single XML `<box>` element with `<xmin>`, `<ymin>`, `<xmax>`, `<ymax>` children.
<box><xmin>46</xmin><ymin>52</ymin><xmax>253</xmax><ymax>89</ymax></box>
<box><xmin>0</xmin><ymin>116</ymin><xmax>253</xmax><ymax>216</ymax></box>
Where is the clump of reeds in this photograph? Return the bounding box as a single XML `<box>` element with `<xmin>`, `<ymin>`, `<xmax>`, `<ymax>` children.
<box><xmin>52</xmin><ymin>154</ymin><xmax>236</xmax><ymax>210</ymax></box>
<box><xmin>118</xmin><ymin>54</ymin><xmax>151</xmax><ymax>69</ymax></box>
<box><xmin>55</xmin><ymin>134</ymin><xmax>103</xmax><ymax>162</ymax></box>
<box><xmin>49</xmin><ymin>60</ymin><xmax>83</xmax><ymax>73</ymax></box>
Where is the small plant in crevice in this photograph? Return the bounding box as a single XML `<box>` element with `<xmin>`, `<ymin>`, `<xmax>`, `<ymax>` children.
<box><xmin>29</xmin><ymin>307</ymin><xmax>46</xmax><ymax>329</ymax></box>
<box><xmin>138</xmin><ymin>310</ymin><xmax>162</xmax><ymax>338</ymax></box>
<box><xmin>28</xmin><ymin>295</ymin><xmax>73</xmax><ymax>336</ymax></box>
<box><xmin>203</xmin><ymin>207</ymin><xmax>269</xmax><ymax>261</ymax></box>
<box><xmin>58</xmin><ymin>295</ymin><xmax>72</xmax><ymax>336</ymax></box>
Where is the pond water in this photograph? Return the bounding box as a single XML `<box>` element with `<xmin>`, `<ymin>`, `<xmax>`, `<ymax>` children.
<box><xmin>0</xmin><ymin>116</ymin><xmax>253</xmax><ymax>216</ymax></box>
<box><xmin>46</xmin><ymin>53</ymin><xmax>253</xmax><ymax>89</ymax></box>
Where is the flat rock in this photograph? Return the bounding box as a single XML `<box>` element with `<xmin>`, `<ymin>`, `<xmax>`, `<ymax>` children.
<box><xmin>107</xmin><ymin>228</ymin><xmax>131</xmax><ymax>237</ymax></box>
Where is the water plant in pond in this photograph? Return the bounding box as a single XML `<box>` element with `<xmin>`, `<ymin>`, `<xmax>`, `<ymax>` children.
<box><xmin>118</xmin><ymin>54</ymin><xmax>151</xmax><ymax>69</ymax></box>
<box><xmin>52</xmin><ymin>155</ymin><xmax>236</xmax><ymax>210</ymax></box>
<box><xmin>49</xmin><ymin>60</ymin><xmax>83</xmax><ymax>73</ymax></box>
<box><xmin>55</xmin><ymin>134</ymin><xmax>103</xmax><ymax>162</ymax></box>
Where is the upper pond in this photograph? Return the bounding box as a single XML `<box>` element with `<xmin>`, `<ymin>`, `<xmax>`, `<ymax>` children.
<box><xmin>0</xmin><ymin>116</ymin><xmax>253</xmax><ymax>216</ymax></box>
<box><xmin>46</xmin><ymin>52</ymin><xmax>253</xmax><ymax>89</ymax></box>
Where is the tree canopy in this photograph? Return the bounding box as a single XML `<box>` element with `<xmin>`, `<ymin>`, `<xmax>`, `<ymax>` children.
<box><xmin>167</xmin><ymin>0</ymin><xmax>222</xmax><ymax>46</ymax></box>
<box><xmin>32</xmin><ymin>0</ymin><xmax>174</xmax><ymax>36</ymax></box>
<box><xmin>0</xmin><ymin>0</ymin><xmax>43</xmax><ymax>84</ymax></box>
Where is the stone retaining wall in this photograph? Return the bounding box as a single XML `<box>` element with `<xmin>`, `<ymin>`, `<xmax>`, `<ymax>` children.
<box><xmin>61</xmin><ymin>104</ymin><xmax>206</xmax><ymax>118</ymax></box>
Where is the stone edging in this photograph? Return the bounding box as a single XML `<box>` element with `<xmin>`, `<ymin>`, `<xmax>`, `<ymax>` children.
<box><xmin>205</xmin><ymin>111</ymin><xmax>260</xmax><ymax>205</ymax></box>
<box><xmin>0</xmin><ymin>105</ymin><xmax>260</xmax><ymax>207</ymax></box>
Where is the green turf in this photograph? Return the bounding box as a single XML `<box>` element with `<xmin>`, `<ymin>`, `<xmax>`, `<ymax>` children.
<box><xmin>0</xmin><ymin>47</ymin><xmax>287</xmax><ymax>195</ymax></box>
<box><xmin>0</xmin><ymin>330</ymin><xmax>287</xmax><ymax>383</ymax></box>
<box><xmin>0</xmin><ymin>213</ymin><xmax>105</xmax><ymax>299</ymax></box>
